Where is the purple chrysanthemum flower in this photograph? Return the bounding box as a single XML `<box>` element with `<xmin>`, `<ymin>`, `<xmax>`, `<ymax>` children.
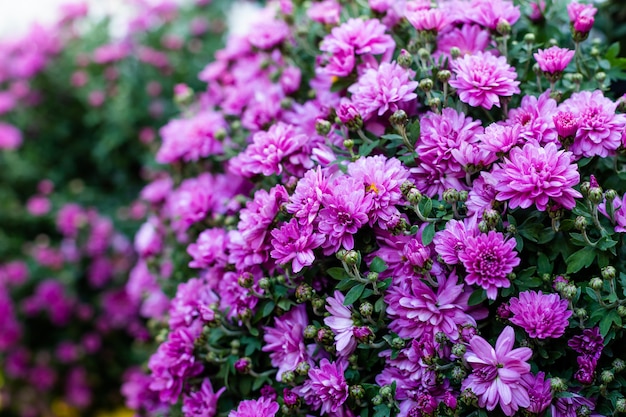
<box><xmin>492</xmin><ymin>142</ymin><xmax>582</xmax><ymax>211</ymax></box>
<box><xmin>238</xmin><ymin>185</ymin><xmax>289</xmax><ymax>252</ymax></box>
<box><xmin>458</xmin><ymin>231</ymin><xmax>520</xmax><ymax>300</ymax></box>
<box><xmin>187</xmin><ymin>228</ymin><xmax>228</xmax><ymax>269</ymax></box>
<box><xmin>450</xmin><ymin>51</ymin><xmax>520</xmax><ymax>110</ymax></box>
<box><xmin>568</xmin><ymin>327</ymin><xmax>604</xmax><ymax>361</ymax></box>
<box><xmin>182</xmin><ymin>378</ymin><xmax>226</xmax><ymax>417</ymax></box>
<box><xmin>324</xmin><ymin>291</ymin><xmax>357</xmax><ymax>357</ymax></box>
<box><xmin>371</xmin><ymin>230</ymin><xmax>441</xmax><ymax>280</ymax></box>
<box><xmin>263</xmin><ymin>305</ymin><xmax>310</xmax><ymax>381</ymax></box>
<box><xmin>386</xmin><ymin>270</ymin><xmax>476</xmax><ymax>342</ymax></box>
<box><xmin>433</xmin><ymin>219</ymin><xmax>478</xmax><ymax>265</ymax></box>
<box><xmin>462</xmin><ymin>326</ymin><xmax>532</xmax><ymax>416</ymax></box>
<box><xmin>567</xmin><ymin>2</ymin><xmax>597</xmax><ymax>34</ymax></box>
<box><xmin>296</xmin><ymin>359</ymin><xmax>349</xmax><ymax>414</ymax></box>
<box><xmin>506</xmin><ymin>90</ymin><xmax>559</xmax><ymax>146</ymax></box>
<box><xmin>520</xmin><ymin>372</ymin><xmax>552</xmax><ymax>414</ymax></box>
<box><xmin>286</xmin><ymin>167</ymin><xmax>330</xmax><ymax>225</ymax></box>
<box><xmin>534</xmin><ymin>46</ymin><xmax>575</xmax><ymax>75</ymax></box>
<box><xmin>229</xmin><ymin>397</ymin><xmax>280</xmax><ymax>417</ymax></box>
<box><xmin>169</xmin><ymin>278</ymin><xmax>219</xmax><ymax>330</ymax></box>
<box><xmin>317</xmin><ymin>175</ymin><xmax>373</xmax><ymax>255</ymax></box>
<box><xmin>417</xmin><ymin>108</ymin><xmax>483</xmax><ymax>176</ymax></box>
<box><xmin>508</xmin><ymin>290</ymin><xmax>572</xmax><ymax>339</ymax></box>
<box><xmin>217</xmin><ymin>271</ymin><xmax>262</xmax><ymax>321</ymax></box>
<box><xmin>478</xmin><ymin>123</ymin><xmax>522</xmax><ymax>156</ymax></box>
<box><xmin>347</xmin><ymin>155</ymin><xmax>409</xmax><ymax>229</ymax></box>
<box><xmin>270</xmin><ymin>219</ymin><xmax>325</xmax><ymax>273</ymax></box>
<box><xmin>406</xmin><ymin>7</ymin><xmax>450</xmax><ymax>33</ymax></box>
<box><xmin>551</xmin><ymin>392</ymin><xmax>596</xmax><ymax>417</ymax></box>
<box><xmin>148</xmin><ymin>326</ymin><xmax>204</xmax><ymax>404</ymax></box>
<box><xmin>558</xmin><ymin>90</ymin><xmax>626</xmax><ymax>158</ymax></box>
<box><xmin>465</xmin><ymin>0</ymin><xmax>521</xmax><ymax>30</ymax></box>
<box><xmin>319</xmin><ymin>18</ymin><xmax>395</xmax><ymax>77</ymax></box>
<box><xmin>248</xmin><ymin>18</ymin><xmax>290</xmax><ymax>50</ymax></box>
<box><xmin>234</xmin><ymin>123</ymin><xmax>308</xmax><ymax>177</ymax></box>
<box><xmin>435</xmin><ymin>24</ymin><xmax>491</xmax><ymax>59</ymax></box>
<box><xmin>348</xmin><ymin>62</ymin><xmax>418</xmax><ymax>120</ymax></box>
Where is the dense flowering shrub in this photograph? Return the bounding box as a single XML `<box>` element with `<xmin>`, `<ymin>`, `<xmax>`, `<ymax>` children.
<box><xmin>125</xmin><ymin>0</ymin><xmax>626</xmax><ymax>416</ymax></box>
<box><xmin>0</xmin><ymin>0</ymin><xmax>228</xmax><ymax>415</ymax></box>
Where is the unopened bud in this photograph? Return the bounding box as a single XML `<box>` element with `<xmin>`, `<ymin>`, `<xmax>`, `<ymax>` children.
<box><xmin>259</xmin><ymin>277</ymin><xmax>271</xmax><ymax>290</ymax></box>
<box><xmin>295</xmin><ymin>361</ymin><xmax>310</xmax><ymax>376</ymax></box>
<box><xmin>601</xmin><ymin>266</ymin><xmax>616</xmax><ymax>281</ymax></box>
<box><xmin>613</xmin><ymin>358</ymin><xmax>626</xmax><ymax>373</ymax></box>
<box><xmin>295</xmin><ymin>283</ymin><xmax>314</xmax><ymax>303</ymax></box>
<box><xmin>452</xmin><ymin>343</ymin><xmax>466</xmax><ymax>357</ymax></box>
<box><xmin>418</xmin><ymin>48</ymin><xmax>431</xmax><ymax>61</ymax></box>
<box><xmin>551</xmin><ymin>377</ymin><xmax>567</xmax><ymax>392</ymax></box>
<box><xmin>343</xmin><ymin>139</ymin><xmax>354</xmax><ymax>149</ymax></box>
<box><xmin>215</xmin><ymin>128</ymin><xmax>227</xmax><ymax>141</ymax></box>
<box><xmin>618</xmin><ymin>306</ymin><xmax>626</xmax><ymax>318</ymax></box>
<box><xmin>437</xmin><ymin>70</ymin><xmax>451</xmax><ymax>83</ymax></box>
<box><xmin>359</xmin><ymin>302</ymin><xmax>373</xmax><ymax>317</ymax></box>
<box><xmin>398</xmin><ymin>49</ymin><xmax>413</xmax><ymax>69</ymax></box>
<box><xmin>590</xmin><ymin>277</ymin><xmax>603</xmax><ymax>291</ymax></box>
<box><xmin>304</xmin><ymin>325</ymin><xmax>317</xmax><ymax>339</ymax></box>
<box><xmin>419</xmin><ymin>78</ymin><xmax>434</xmax><ymax>92</ymax></box>
<box><xmin>344</xmin><ymin>250</ymin><xmax>359</xmax><ymax>266</ymax></box>
<box><xmin>389</xmin><ymin>109</ymin><xmax>408</xmax><ymax>127</ymax></box>
<box><xmin>315</xmin><ymin>119</ymin><xmax>332</xmax><ymax>136</ymax></box>
<box><xmin>588</xmin><ymin>188</ymin><xmax>604</xmax><ymax>205</ymax></box>
<box><xmin>562</xmin><ymin>283</ymin><xmax>577</xmax><ymax>300</ymax></box>
<box><xmin>575</xmin><ymin>308</ymin><xmax>587</xmax><ymax>319</ymax></box>
<box><xmin>600</xmin><ymin>370</ymin><xmax>614</xmax><ymax>384</ymax></box>
<box><xmin>496</xmin><ymin>18</ymin><xmax>511</xmax><ymax>36</ymax></box>
<box><xmin>575</xmin><ymin>216</ymin><xmax>588</xmax><ymax>230</ymax></box>
<box><xmin>616</xmin><ymin>398</ymin><xmax>626</xmax><ymax>413</ymax></box>
<box><xmin>406</xmin><ymin>188</ymin><xmax>423</xmax><ymax>205</ymax></box>
<box><xmin>350</xmin><ymin>385</ymin><xmax>365</xmax><ymax>400</ymax></box>
<box><xmin>371</xmin><ymin>395</ymin><xmax>383</xmax><ymax>406</ymax></box>
<box><xmin>238</xmin><ymin>272</ymin><xmax>254</xmax><ymax>288</ymax></box>
<box><xmin>443</xmin><ymin>188</ymin><xmax>459</xmax><ymax>204</ymax></box>
<box><xmin>282</xmin><ymin>370</ymin><xmax>295</xmax><ymax>384</ymax></box>
<box><xmin>458</xmin><ymin>190</ymin><xmax>468</xmax><ymax>202</ymax></box>
<box><xmin>478</xmin><ymin>220</ymin><xmax>489</xmax><ymax>233</ymax></box>
<box><xmin>524</xmin><ymin>33</ymin><xmax>536</xmax><ymax>44</ymax></box>
<box><xmin>605</xmin><ymin>189</ymin><xmax>617</xmax><ymax>202</ymax></box>
<box><xmin>595</xmin><ymin>72</ymin><xmax>606</xmax><ymax>83</ymax></box>
<box><xmin>450</xmin><ymin>47</ymin><xmax>461</xmax><ymax>59</ymax></box>
<box><xmin>452</xmin><ymin>366</ymin><xmax>467</xmax><ymax>383</ymax></box>
<box><xmin>311</xmin><ymin>297</ymin><xmax>326</xmax><ymax>310</ymax></box>
<box><xmin>571</xmin><ymin>73</ymin><xmax>584</xmax><ymax>84</ymax></box>
<box><xmin>379</xmin><ymin>385</ymin><xmax>393</xmax><ymax>399</ymax></box>
<box><xmin>234</xmin><ymin>357</ymin><xmax>251</xmax><ymax>374</ymax></box>
<box><xmin>367</xmin><ymin>271</ymin><xmax>379</xmax><ymax>282</ymax></box>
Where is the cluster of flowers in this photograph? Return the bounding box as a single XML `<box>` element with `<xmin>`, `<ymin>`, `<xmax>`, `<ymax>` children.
<box><xmin>0</xmin><ymin>0</ymin><xmax>230</xmax><ymax>415</ymax></box>
<box><xmin>0</xmin><ymin>200</ymin><xmax>146</xmax><ymax>416</ymax></box>
<box><xmin>125</xmin><ymin>0</ymin><xmax>626</xmax><ymax>416</ymax></box>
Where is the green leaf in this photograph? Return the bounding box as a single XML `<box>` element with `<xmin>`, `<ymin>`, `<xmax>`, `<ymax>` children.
<box><xmin>344</xmin><ymin>284</ymin><xmax>366</xmax><ymax>306</ymax></box>
<box><xmin>537</xmin><ymin>252</ymin><xmax>552</xmax><ymax>275</ymax></box>
<box><xmin>566</xmin><ymin>246</ymin><xmax>596</xmax><ymax>274</ymax></box>
<box><xmin>262</xmin><ymin>301</ymin><xmax>275</xmax><ymax>317</ymax></box>
<box><xmin>468</xmin><ymin>289</ymin><xmax>487</xmax><ymax>306</ymax></box>
<box><xmin>375</xmin><ymin>297</ymin><xmax>386</xmax><ymax>312</ymax></box>
<box><xmin>328</xmin><ymin>267</ymin><xmax>349</xmax><ymax>280</ymax></box>
<box><xmin>373</xmin><ymin>404</ymin><xmax>391</xmax><ymax>417</ymax></box>
<box><xmin>358</xmin><ymin>139</ymin><xmax>380</xmax><ymax>157</ymax></box>
<box><xmin>370</xmin><ymin>256</ymin><xmax>389</xmax><ymax>273</ymax></box>
<box><xmin>421</xmin><ymin>222</ymin><xmax>436</xmax><ymax>246</ymax></box>
<box><xmin>381</xmin><ymin>133</ymin><xmax>403</xmax><ymax>140</ymax></box>
<box><xmin>599</xmin><ymin>310</ymin><xmax>622</xmax><ymax>338</ymax></box>
<box><xmin>277</xmin><ymin>299</ymin><xmax>294</xmax><ymax>311</ymax></box>
<box><xmin>336</xmin><ymin>279</ymin><xmax>358</xmax><ymax>291</ymax></box>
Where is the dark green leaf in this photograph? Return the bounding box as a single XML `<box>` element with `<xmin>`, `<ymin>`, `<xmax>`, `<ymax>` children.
<box><xmin>468</xmin><ymin>289</ymin><xmax>487</xmax><ymax>306</ymax></box>
<box><xmin>566</xmin><ymin>246</ymin><xmax>596</xmax><ymax>274</ymax></box>
<box><xmin>262</xmin><ymin>301</ymin><xmax>275</xmax><ymax>317</ymax></box>
<box><xmin>537</xmin><ymin>252</ymin><xmax>552</xmax><ymax>275</ymax></box>
<box><xmin>370</xmin><ymin>256</ymin><xmax>389</xmax><ymax>273</ymax></box>
<box><xmin>344</xmin><ymin>284</ymin><xmax>366</xmax><ymax>306</ymax></box>
<box><xmin>373</xmin><ymin>404</ymin><xmax>391</xmax><ymax>417</ymax></box>
<box><xmin>599</xmin><ymin>310</ymin><xmax>622</xmax><ymax>338</ymax></box>
<box><xmin>328</xmin><ymin>267</ymin><xmax>349</xmax><ymax>280</ymax></box>
<box><xmin>336</xmin><ymin>279</ymin><xmax>358</xmax><ymax>291</ymax></box>
<box><xmin>421</xmin><ymin>222</ymin><xmax>436</xmax><ymax>246</ymax></box>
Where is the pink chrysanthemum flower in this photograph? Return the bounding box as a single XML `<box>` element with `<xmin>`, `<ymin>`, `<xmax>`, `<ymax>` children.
<box><xmin>270</xmin><ymin>219</ymin><xmax>325</xmax><ymax>273</ymax></box>
<box><xmin>567</xmin><ymin>2</ymin><xmax>597</xmax><ymax>34</ymax></box>
<box><xmin>492</xmin><ymin>142</ymin><xmax>582</xmax><ymax>211</ymax></box>
<box><xmin>508</xmin><ymin>290</ymin><xmax>572</xmax><ymax>339</ymax></box>
<box><xmin>458</xmin><ymin>231</ymin><xmax>520</xmax><ymax>300</ymax></box>
<box><xmin>187</xmin><ymin>228</ymin><xmax>228</xmax><ymax>269</ymax></box>
<box><xmin>386</xmin><ymin>271</ymin><xmax>476</xmax><ymax>342</ymax></box>
<box><xmin>478</xmin><ymin>123</ymin><xmax>522</xmax><ymax>156</ymax></box>
<box><xmin>450</xmin><ymin>51</ymin><xmax>520</xmax><ymax>110</ymax></box>
<box><xmin>433</xmin><ymin>218</ymin><xmax>478</xmax><ymax>265</ymax></box>
<box><xmin>506</xmin><ymin>90</ymin><xmax>558</xmax><ymax>146</ymax></box>
<box><xmin>285</xmin><ymin>167</ymin><xmax>330</xmax><ymax>225</ymax></box>
<box><xmin>248</xmin><ymin>18</ymin><xmax>290</xmax><ymax>50</ymax></box>
<box><xmin>229</xmin><ymin>397</ymin><xmax>280</xmax><ymax>417</ymax></box>
<box><xmin>182</xmin><ymin>378</ymin><xmax>226</xmax><ymax>417</ymax></box>
<box><xmin>347</xmin><ymin>155</ymin><xmax>409</xmax><ymax>229</ymax></box>
<box><xmin>307</xmin><ymin>0</ymin><xmax>341</xmax><ymax>25</ymax></box>
<box><xmin>262</xmin><ymin>305</ymin><xmax>310</xmax><ymax>381</ymax></box>
<box><xmin>465</xmin><ymin>0</ymin><xmax>521</xmax><ymax>30</ymax></box>
<box><xmin>348</xmin><ymin>62</ymin><xmax>418</xmax><ymax>120</ymax></box>
<box><xmin>462</xmin><ymin>326</ymin><xmax>532</xmax><ymax>416</ymax></box>
<box><xmin>324</xmin><ymin>291</ymin><xmax>357</xmax><ymax>357</ymax></box>
<box><xmin>465</xmin><ymin>171</ymin><xmax>499</xmax><ymax>220</ymax></box>
<box><xmin>296</xmin><ymin>359</ymin><xmax>349</xmax><ymax>414</ymax></box>
<box><xmin>534</xmin><ymin>46</ymin><xmax>575</xmax><ymax>75</ymax></box>
<box><xmin>406</xmin><ymin>7</ymin><xmax>450</xmax><ymax>33</ymax></box>
<box><xmin>558</xmin><ymin>90</ymin><xmax>626</xmax><ymax>158</ymax></box>
<box><xmin>317</xmin><ymin>176</ymin><xmax>373</xmax><ymax>255</ymax></box>
<box><xmin>520</xmin><ymin>372</ymin><xmax>552</xmax><ymax>414</ymax></box>
<box><xmin>435</xmin><ymin>24</ymin><xmax>491</xmax><ymax>59</ymax></box>
<box><xmin>0</xmin><ymin>122</ymin><xmax>22</xmax><ymax>150</ymax></box>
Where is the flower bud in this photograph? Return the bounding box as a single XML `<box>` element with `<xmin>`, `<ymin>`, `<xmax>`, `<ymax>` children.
<box><xmin>451</xmin><ymin>366</ymin><xmax>467</xmax><ymax>383</ymax></box>
<box><xmin>282</xmin><ymin>370</ymin><xmax>295</xmax><ymax>384</ymax></box>
<box><xmin>478</xmin><ymin>220</ymin><xmax>489</xmax><ymax>233</ymax></box>
<box><xmin>617</xmin><ymin>306</ymin><xmax>626</xmax><ymax>318</ymax></box>
<box><xmin>443</xmin><ymin>188</ymin><xmax>459</xmax><ymax>204</ymax></box>
<box><xmin>551</xmin><ymin>377</ymin><xmax>568</xmax><ymax>392</ymax></box>
<box><xmin>215</xmin><ymin>128</ymin><xmax>227</xmax><ymax>141</ymax></box>
<box><xmin>238</xmin><ymin>272</ymin><xmax>254</xmax><ymax>288</ymax></box>
<box><xmin>605</xmin><ymin>189</ymin><xmax>617</xmax><ymax>202</ymax></box>
<box><xmin>600</xmin><ymin>370</ymin><xmax>614</xmax><ymax>384</ymax></box>
<box><xmin>350</xmin><ymin>385</ymin><xmax>365</xmax><ymax>400</ymax></box>
<box><xmin>390</xmin><ymin>337</ymin><xmax>405</xmax><ymax>350</ymax></box>
<box><xmin>496</xmin><ymin>18</ymin><xmax>511</xmax><ymax>36</ymax></box>
<box><xmin>574</xmin><ymin>308</ymin><xmax>587</xmax><ymax>319</ymax></box>
<box><xmin>367</xmin><ymin>271</ymin><xmax>379</xmax><ymax>282</ymax></box>
<box><xmin>601</xmin><ymin>266</ymin><xmax>616</xmax><ymax>281</ymax></box>
<box><xmin>398</xmin><ymin>49</ymin><xmax>413</xmax><ymax>69</ymax></box>
<box><xmin>359</xmin><ymin>302</ymin><xmax>373</xmax><ymax>317</ymax></box>
<box><xmin>524</xmin><ymin>33</ymin><xmax>536</xmax><ymax>45</ymax></box>
<box><xmin>353</xmin><ymin>326</ymin><xmax>375</xmax><ymax>344</ymax></box>
<box><xmin>343</xmin><ymin>139</ymin><xmax>354</xmax><ymax>150</ymax></box>
<box><xmin>561</xmin><ymin>283</ymin><xmax>577</xmax><ymax>300</ymax></box>
<box><xmin>580</xmin><ymin>181</ymin><xmax>591</xmax><ymax>197</ymax></box>
<box><xmin>304</xmin><ymin>325</ymin><xmax>317</xmax><ymax>339</ymax></box>
<box><xmin>452</xmin><ymin>343</ymin><xmax>466</xmax><ymax>357</ymax></box>
<box><xmin>406</xmin><ymin>188</ymin><xmax>423</xmax><ymax>205</ymax></box>
<box><xmin>379</xmin><ymin>385</ymin><xmax>393</xmax><ymax>399</ymax></box>
<box><xmin>458</xmin><ymin>190</ymin><xmax>469</xmax><ymax>202</ymax></box>
<box><xmin>450</xmin><ymin>47</ymin><xmax>461</xmax><ymax>59</ymax></box>
<box><xmin>578</xmin><ymin>405</ymin><xmax>592</xmax><ymax>417</ymax></box>
<box><xmin>418</xmin><ymin>48</ymin><xmax>431</xmax><ymax>61</ymax></box>
<box><xmin>571</xmin><ymin>73</ymin><xmax>584</xmax><ymax>84</ymax></box>
<box><xmin>590</xmin><ymin>277</ymin><xmax>603</xmax><ymax>291</ymax></box>
<box><xmin>389</xmin><ymin>109</ymin><xmax>408</xmax><ymax>127</ymax></box>
<box><xmin>435</xmin><ymin>332</ymin><xmax>448</xmax><ymax>344</ymax></box>
<box><xmin>437</xmin><ymin>69</ymin><xmax>451</xmax><ymax>83</ymax></box>
<box><xmin>315</xmin><ymin>119</ymin><xmax>332</xmax><ymax>136</ymax></box>
<box><xmin>574</xmin><ymin>216</ymin><xmax>588</xmax><ymax>230</ymax></box>
<box><xmin>483</xmin><ymin>209</ymin><xmax>501</xmax><ymax>228</ymax></box>
<box><xmin>588</xmin><ymin>187</ymin><xmax>603</xmax><ymax>204</ymax></box>
<box><xmin>612</xmin><ymin>358</ymin><xmax>626</xmax><ymax>373</ymax></box>
<box><xmin>234</xmin><ymin>357</ymin><xmax>251</xmax><ymax>374</ymax></box>
<box><xmin>316</xmin><ymin>327</ymin><xmax>334</xmax><ymax>345</ymax></box>
<box><xmin>283</xmin><ymin>388</ymin><xmax>299</xmax><ymax>407</ymax></box>
<box><xmin>295</xmin><ymin>361</ymin><xmax>310</xmax><ymax>376</ymax></box>
<box><xmin>259</xmin><ymin>277</ymin><xmax>271</xmax><ymax>290</ymax></box>
<box><xmin>459</xmin><ymin>388</ymin><xmax>477</xmax><ymax>405</ymax></box>
<box><xmin>419</xmin><ymin>78</ymin><xmax>434</xmax><ymax>92</ymax></box>
<box><xmin>371</xmin><ymin>395</ymin><xmax>383</xmax><ymax>406</ymax></box>
<box><xmin>295</xmin><ymin>283</ymin><xmax>314</xmax><ymax>303</ymax></box>
<box><xmin>616</xmin><ymin>398</ymin><xmax>626</xmax><ymax>413</ymax></box>
<box><xmin>344</xmin><ymin>250</ymin><xmax>360</xmax><ymax>266</ymax></box>
<box><xmin>311</xmin><ymin>297</ymin><xmax>326</xmax><ymax>310</ymax></box>
<box><xmin>428</xmin><ymin>97</ymin><xmax>441</xmax><ymax>109</ymax></box>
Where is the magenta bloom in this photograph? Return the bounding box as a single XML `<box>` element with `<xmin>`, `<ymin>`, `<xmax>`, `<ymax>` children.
<box><xmin>465</xmin><ymin>0</ymin><xmax>521</xmax><ymax>30</ymax></box>
<box><xmin>450</xmin><ymin>51</ymin><xmax>520</xmax><ymax>110</ymax></box>
<box><xmin>436</xmin><ymin>24</ymin><xmax>491</xmax><ymax>59</ymax></box>
<box><xmin>459</xmin><ymin>231</ymin><xmax>520</xmax><ymax>300</ymax></box>
<box><xmin>348</xmin><ymin>62</ymin><xmax>418</xmax><ymax>120</ymax></box>
<box><xmin>317</xmin><ymin>176</ymin><xmax>373</xmax><ymax>254</ymax></box>
<box><xmin>558</xmin><ymin>90</ymin><xmax>626</xmax><ymax>158</ymax></box>
<box><xmin>324</xmin><ymin>291</ymin><xmax>357</xmax><ymax>357</ymax></box>
<box><xmin>307</xmin><ymin>0</ymin><xmax>341</xmax><ymax>25</ymax></box>
<box><xmin>248</xmin><ymin>18</ymin><xmax>290</xmax><ymax>50</ymax></box>
<box><xmin>508</xmin><ymin>290</ymin><xmax>572</xmax><ymax>339</ymax></box>
<box><xmin>347</xmin><ymin>155</ymin><xmax>409</xmax><ymax>229</ymax></box>
<box><xmin>567</xmin><ymin>1</ymin><xmax>597</xmax><ymax>34</ymax></box>
<box><xmin>286</xmin><ymin>167</ymin><xmax>330</xmax><ymax>225</ymax></box>
<box><xmin>462</xmin><ymin>326</ymin><xmax>532</xmax><ymax>416</ymax></box>
<box><xmin>270</xmin><ymin>219</ymin><xmax>325</xmax><ymax>272</ymax></box>
<box><xmin>520</xmin><ymin>372</ymin><xmax>552</xmax><ymax>414</ymax></box>
<box><xmin>534</xmin><ymin>46</ymin><xmax>575</xmax><ymax>75</ymax></box>
<box><xmin>235</xmin><ymin>122</ymin><xmax>308</xmax><ymax>177</ymax></box>
<box><xmin>229</xmin><ymin>397</ymin><xmax>279</xmax><ymax>417</ymax></box>
<box><xmin>0</xmin><ymin>122</ymin><xmax>22</xmax><ymax>150</ymax></box>
<box><xmin>568</xmin><ymin>327</ymin><xmax>604</xmax><ymax>361</ymax></box>
<box><xmin>296</xmin><ymin>359</ymin><xmax>349</xmax><ymax>414</ymax></box>
<box><xmin>433</xmin><ymin>219</ymin><xmax>477</xmax><ymax>265</ymax></box>
<box><xmin>262</xmin><ymin>305</ymin><xmax>310</xmax><ymax>381</ymax></box>
<box><xmin>406</xmin><ymin>8</ymin><xmax>450</xmax><ymax>33</ymax></box>
<box><xmin>386</xmin><ymin>271</ymin><xmax>476</xmax><ymax>342</ymax></box>
<box><xmin>182</xmin><ymin>378</ymin><xmax>226</xmax><ymax>417</ymax></box>
<box><xmin>478</xmin><ymin>123</ymin><xmax>522</xmax><ymax>156</ymax></box>
<box><xmin>492</xmin><ymin>142</ymin><xmax>582</xmax><ymax>211</ymax></box>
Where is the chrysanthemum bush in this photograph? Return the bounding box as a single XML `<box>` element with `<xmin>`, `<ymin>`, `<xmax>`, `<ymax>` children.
<box><xmin>0</xmin><ymin>0</ymin><xmax>229</xmax><ymax>415</ymax></box>
<box><xmin>127</xmin><ymin>1</ymin><xmax>626</xmax><ymax>417</ymax></box>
